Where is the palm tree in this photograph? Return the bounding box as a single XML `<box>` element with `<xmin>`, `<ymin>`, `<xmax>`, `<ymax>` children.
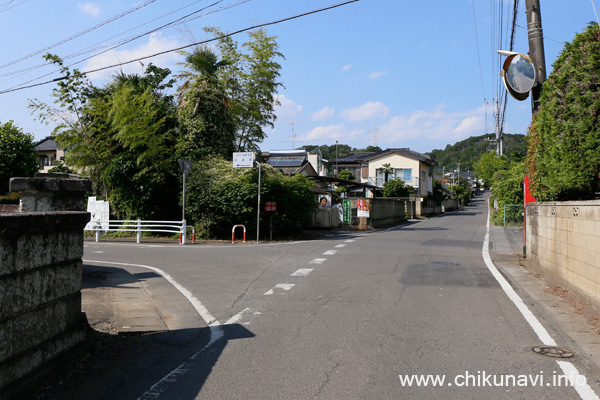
<box><xmin>378</xmin><ymin>163</ymin><xmax>394</xmax><ymax>184</ymax></box>
<box><xmin>175</xmin><ymin>47</ymin><xmax>231</xmax><ymax>111</ymax></box>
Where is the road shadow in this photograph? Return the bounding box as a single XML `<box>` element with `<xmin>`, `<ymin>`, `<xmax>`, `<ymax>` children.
<box><xmin>25</xmin><ymin>323</ymin><xmax>255</xmax><ymax>400</ymax></box>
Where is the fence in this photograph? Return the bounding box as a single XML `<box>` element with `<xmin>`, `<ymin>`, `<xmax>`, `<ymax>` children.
<box><xmin>503</xmin><ymin>204</ymin><xmax>524</xmax><ymax>227</ymax></box>
<box><xmin>85</xmin><ymin>220</ymin><xmax>195</xmax><ymax>244</ymax></box>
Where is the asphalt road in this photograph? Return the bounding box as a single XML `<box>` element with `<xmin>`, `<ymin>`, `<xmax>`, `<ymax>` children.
<box><xmin>75</xmin><ymin>194</ymin><xmax>600</xmax><ymax>400</ymax></box>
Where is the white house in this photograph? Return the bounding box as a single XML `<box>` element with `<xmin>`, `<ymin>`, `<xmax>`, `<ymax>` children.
<box><xmin>331</xmin><ymin>148</ymin><xmax>437</xmax><ymax>197</ymax></box>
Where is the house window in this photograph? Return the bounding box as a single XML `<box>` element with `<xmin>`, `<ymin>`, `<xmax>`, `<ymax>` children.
<box><xmin>393</xmin><ymin>169</ymin><xmax>412</xmax><ymax>182</ymax></box>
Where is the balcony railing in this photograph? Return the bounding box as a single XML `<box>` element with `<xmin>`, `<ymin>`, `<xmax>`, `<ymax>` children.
<box><xmin>368</xmin><ymin>176</ymin><xmax>418</xmax><ymax>188</ymax></box>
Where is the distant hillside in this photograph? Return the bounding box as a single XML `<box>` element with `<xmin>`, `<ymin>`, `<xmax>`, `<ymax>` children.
<box><xmin>427</xmin><ymin>133</ymin><xmax>528</xmax><ymax>172</ymax></box>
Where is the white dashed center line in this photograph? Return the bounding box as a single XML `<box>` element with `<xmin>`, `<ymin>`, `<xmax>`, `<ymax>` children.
<box><xmin>264</xmin><ymin>284</ymin><xmax>295</xmax><ymax>295</ymax></box>
<box><xmin>291</xmin><ymin>268</ymin><xmax>313</xmax><ymax>277</ymax></box>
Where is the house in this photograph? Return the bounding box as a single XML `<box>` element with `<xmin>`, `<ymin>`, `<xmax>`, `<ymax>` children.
<box><xmin>34</xmin><ymin>136</ymin><xmax>65</xmax><ymax>172</ymax></box>
<box><xmin>331</xmin><ymin>148</ymin><xmax>437</xmax><ymax>197</ymax></box>
<box><xmin>260</xmin><ymin>150</ymin><xmax>318</xmax><ymax>176</ymax></box>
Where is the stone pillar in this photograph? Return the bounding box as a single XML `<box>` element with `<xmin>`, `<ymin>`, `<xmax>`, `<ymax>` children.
<box><xmin>9</xmin><ymin>173</ymin><xmax>92</xmax><ymax>212</ymax></box>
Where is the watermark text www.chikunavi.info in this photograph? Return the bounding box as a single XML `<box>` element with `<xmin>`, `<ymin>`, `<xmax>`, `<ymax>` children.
<box><xmin>399</xmin><ymin>371</ymin><xmax>587</xmax><ymax>387</ymax></box>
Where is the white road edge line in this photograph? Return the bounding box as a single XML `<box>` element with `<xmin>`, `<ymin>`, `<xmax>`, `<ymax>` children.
<box><xmin>83</xmin><ymin>260</ymin><xmax>224</xmax><ymax>400</ymax></box>
<box><xmin>482</xmin><ymin>209</ymin><xmax>599</xmax><ymax>400</ymax></box>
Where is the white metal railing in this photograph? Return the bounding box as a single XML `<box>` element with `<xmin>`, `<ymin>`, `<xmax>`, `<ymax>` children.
<box><xmin>85</xmin><ymin>220</ymin><xmax>195</xmax><ymax>244</ymax></box>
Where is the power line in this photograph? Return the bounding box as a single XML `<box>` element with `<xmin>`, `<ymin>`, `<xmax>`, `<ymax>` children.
<box><xmin>0</xmin><ymin>0</ymin><xmax>250</xmax><ymax>89</ymax></box>
<box><xmin>0</xmin><ymin>0</ymin><xmax>157</xmax><ymax>71</ymax></box>
<box><xmin>0</xmin><ymin>0</ymin><xmax>360</xmax><ymax>95</ymax></box>
<box><xmin>0</xmin><ymin>0</ymin><xmax>28</xmax><ymax>13</ymax></box>
<box><xmin>0</xmin><ymin>0</ymin><xmax>247</xmax><ymax>82</ymax></box>
<box><xmin>471</xmin><ymin>0</ymin><xmax>486</xmax><ymax>100</ymax></box>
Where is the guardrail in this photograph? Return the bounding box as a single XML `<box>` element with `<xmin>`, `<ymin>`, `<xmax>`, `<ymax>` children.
<box><xmin>85</xmin><ymin>220</ymin><xmax>195</xmax><ymax>244</ymax></box>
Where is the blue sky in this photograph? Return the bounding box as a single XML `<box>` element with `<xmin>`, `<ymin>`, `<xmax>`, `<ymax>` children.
<box><xmin>0</xmin><ymin>0</ymin><xmax>598</xmax><ymax>155</ymax></box>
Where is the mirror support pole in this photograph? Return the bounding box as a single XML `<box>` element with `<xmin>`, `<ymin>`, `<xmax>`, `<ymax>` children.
<box><xmin>526</xmin><ymin>0</ymin><xmax>547</xmax><ymax>114</ymax></box>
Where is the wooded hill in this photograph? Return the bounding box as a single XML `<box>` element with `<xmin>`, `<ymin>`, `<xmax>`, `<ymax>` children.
<box><xmin>427</xmin><ymin>133</ymin><xmax>528</xmax><ymax>172</ymax></box>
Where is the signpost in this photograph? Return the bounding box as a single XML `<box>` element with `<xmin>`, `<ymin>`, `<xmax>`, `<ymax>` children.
<box><xmin>343</xmin><ymin>199</ymin><xmax>351</xmax><ymax>224</ymax></box>
<box><xmin>178</xmin><ymin>159</ymin><xmax>192</xmax><ymax>245</ymax></box>
<box><xmin>233</xmin><ymin>152</ymin><xmax>261</xmax><ymax>243</ymax></box>
<box><xmin>265</xmin><ymin>201</ymin><xmax>277</xmax><ymax>241</ymax></box>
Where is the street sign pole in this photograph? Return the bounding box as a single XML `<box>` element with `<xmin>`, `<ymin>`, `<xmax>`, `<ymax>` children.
<box><xmin>256</xmin><ymin>161</ymin><xmax>261</xmax><ymax>243</ymax></box>
<box><xmin>178</xmin><ymin>159</ymin><xmax>193</xmax><ymax>245</ymax></box>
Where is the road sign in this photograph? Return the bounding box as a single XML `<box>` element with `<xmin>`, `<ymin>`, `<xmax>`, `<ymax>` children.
<box><xmin>178</xmin><ymin>159</ymin><xmax>193</xmax><ymax>174</ymax></box>
<box><xmin>265</xmin><ymin>201</ymin><xmax>277</xmax><ymax>212</ymax></box>
<box><xmin>233</xmin><ymin>152</ymin><xmax>256</xmax><ymax>168</ymax></box>
<box><xmin>343</xmin><ymin>199</ymin><xmax>351</xmax><ymax>223</ymax></box>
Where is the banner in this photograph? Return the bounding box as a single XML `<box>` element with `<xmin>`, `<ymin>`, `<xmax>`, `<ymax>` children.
<box><xmin>357</xmin><ymin>199</ymin><xmax>370</xmax><ymax>218</ymax></box>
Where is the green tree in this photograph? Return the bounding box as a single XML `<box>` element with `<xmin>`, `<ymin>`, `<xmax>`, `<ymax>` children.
<box><xmin>383</xmin><ymin>179</ymin><xmax>414</xmax><ymax>197</ymax></box>
<box><xmin>527</xmin><ymin>23</ymin><xmax>600</xmax><ymax>200</ymax></box>
<box><xmin>186</xmin><ymin>157</ymin><xmax>316</xmax><ymax>239</ymax></box>
<box><xmin>491</xmin><ymin>161</ymin><xmax>525</xmax><ymax>225</ymax></box>
<box><xmin>335</xmin><ymin>169</ymin><xmax>356</xmax><ymax>195</ymax></box>
<box><xmin>0</xmin><ymin>121</ymin><xmax>38</xmax><ymax>194</ymax></box>
<box><xmin>377</xmin><ymin>163</ymin><xmax>394</xmax><ymax>184</ymax></box>
<box><xmin>448</xmin><ymin>178</ymin><xmax>472</xmax><ymax>206</ymax></box>
<box><xmin>474</xmin><ymin>151</ymin><xmax>509</xmax><ymax>187</ymax></box>
<box><xmin>176</xmin><ymin>47</ymin><xmax>236</xmax><ymax>160</ymax></box>
<box><xmin>48</xmin><ymin>160</ymin><xmax>73</xmax><ymax>174</ymax></box>
<box><xmin>203</xmin><ymin>27</ymin><xmax>284</xmax><ymax>152</ymax></box>
<box><xmin>28</xmin><ymin>54</ymin><xmax>106</xmax><ymax>192</ymax></box>
<box><xmin>31</xmin><ymin>57</ymin><xmax>181</xmax><ymax>220</ymax></box>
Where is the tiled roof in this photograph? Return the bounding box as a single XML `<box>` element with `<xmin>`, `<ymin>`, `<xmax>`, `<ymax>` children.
<box><xmin>331</xmin><ymin>152</ymin><xmax>374</xmax><ymax>164</ymax></box>
<box><xmin>35</xmin><ymin>136</ymin><xmax>60</xmax><ymax>152</ymax></box>
<box><xmin>363</xmin><ymin>148</ymin><xmax>437</xmax><ymax>166</ymax></box>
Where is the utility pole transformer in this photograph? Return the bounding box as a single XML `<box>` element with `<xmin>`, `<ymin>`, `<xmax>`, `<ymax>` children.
<box><xmin>526</xmin><ymin>0</ymin><xmax>547</xmax><ymax>113</ymax></box>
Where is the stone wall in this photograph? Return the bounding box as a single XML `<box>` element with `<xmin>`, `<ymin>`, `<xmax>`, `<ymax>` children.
<box><xmin>0</xmin><ymin>174</ymin><xmax>91</xmax><ymax>395</ymax></box>
<box><xmin>526</xmin><ymin>201</ymin><xmax>600</xmax><ymax>310</ymax></box>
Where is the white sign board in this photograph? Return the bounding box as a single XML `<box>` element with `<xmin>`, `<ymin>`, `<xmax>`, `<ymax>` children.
<box><xmin>85</xmin><ymin>196</ymin><xmax>110</xmax><ymax>231</ymax></box>
<box><xmin>233</xmin><ymin>152</ymin><xmax>256</xmax><ymax>168</ymax></box>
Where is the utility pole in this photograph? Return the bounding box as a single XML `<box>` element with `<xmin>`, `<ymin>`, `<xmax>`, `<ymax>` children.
<box><xmin>494</xmin><ymin>99</ymin><xmax>503</xmax><ymax>156</ymax></box>
<box><xmin>525</xmin><ymin>0</ymin><xmax>547</xmax><ymax>113</ymax></box>
<box><xmin>289</xmin><ymin>122</ymin><xmax>298</xmax><ymax>149</ymax></box>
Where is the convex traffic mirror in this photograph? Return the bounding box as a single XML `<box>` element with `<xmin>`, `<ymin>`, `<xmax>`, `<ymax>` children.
<box><xmin>498</xmin><ymin>51</ymin><xmax>536</xmax><ymax>101</ymax></box>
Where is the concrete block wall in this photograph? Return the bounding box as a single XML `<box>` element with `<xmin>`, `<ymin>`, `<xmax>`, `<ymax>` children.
<box><xmin>526</xmin><ymin>201</ymin><xmax>600</xmax><ymax>310</ymax></box>
<box><xmin>0</xmin><ymin>212</ymin><xmax>90</xmax><ymax>392</ymax></box>
<box><xmin>0</xmin><ymin>173</ymin><xmax>91</xmax><ymax>395</ymax></box>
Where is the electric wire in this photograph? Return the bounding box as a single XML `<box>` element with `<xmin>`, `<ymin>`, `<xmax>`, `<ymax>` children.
<box><xmin>592</xmin><ymin>0</ymin><xmax>600</xmax><ymax>25</ymax></box>
<box><xmin>471</xmin><ymin>0</ymin><xmax>486</xmax><ymax>101</ymax></box>
<box><xmin>0</xmin><ymin>0</ymin><xmax>248</xmax><ymax>81</ymax></box>
<box><xmin>0</xmin><ymin>0</ymin><xmax>251</xmax><ymax>89</ymax></box>
<box><xmin>0</xmin><ymin>0</ymin><xmax>157</xmax><ymax>71</ymax></box>
<box><xmin>0</xmin><ymin>0</ymin><xmax>359</xmax><ymax>95</ymax></box>
<box><xmin>0</xmin><ymin>0</ymin><xmax>28</xmax><ymax>13</ymax></box>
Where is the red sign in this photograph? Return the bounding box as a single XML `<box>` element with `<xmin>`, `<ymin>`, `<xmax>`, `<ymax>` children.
<box><xmin>524</xmin><ymin>176</ymin><xmax>536</xmax><ymax>204</ymax></box>
<box><xmin>265</xmin><ymin>201</ymin><xmax>277</xmax><ymax>212</ymax></box>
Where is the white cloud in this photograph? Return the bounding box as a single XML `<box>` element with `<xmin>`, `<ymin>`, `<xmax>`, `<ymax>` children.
<box><xmin>453</xmin><ymin>116</ymin><xmax>483</xmax><ymax>135</ymax></box>
<box><xmin>303</xmin><ymin>124</ymin><xmax>362</xmax><ymax>142</ymax></box>
<box><xmin>378</xmin><ymin>105</ymin><xmax>486</xmax><ymax>147</ymax></box>
<box><xmin>78</xmin><ymin>2</ymin><xmax>101</xmax><ymax>17</ymax></box>
<box><xmin>369</xmin><ymin>70</ymin><xmax>389</xmax><ymax>79</ymax></box>
<box><xmin>312</xmin><ymin>106</ymin><xmax>335</xmax><ymax>121</ymax></box>
<box><xmin>83</xmin><ymin>32</ymin><xmax>180</xmax><ymax>81</ymax></box>
<box><xmin>274</xmin><ymin>94</ymin><xmax>303</xmax><ymax>118</ymax></box>
<box><xmin>340</xmin><ymin>101</ymin><xmax>390</xmax><ymax>122</ymax></box>
<box><xmin>342</xmin><ymin>64</ymin><xmax>352</xmax><ymax>71</ymax></box>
